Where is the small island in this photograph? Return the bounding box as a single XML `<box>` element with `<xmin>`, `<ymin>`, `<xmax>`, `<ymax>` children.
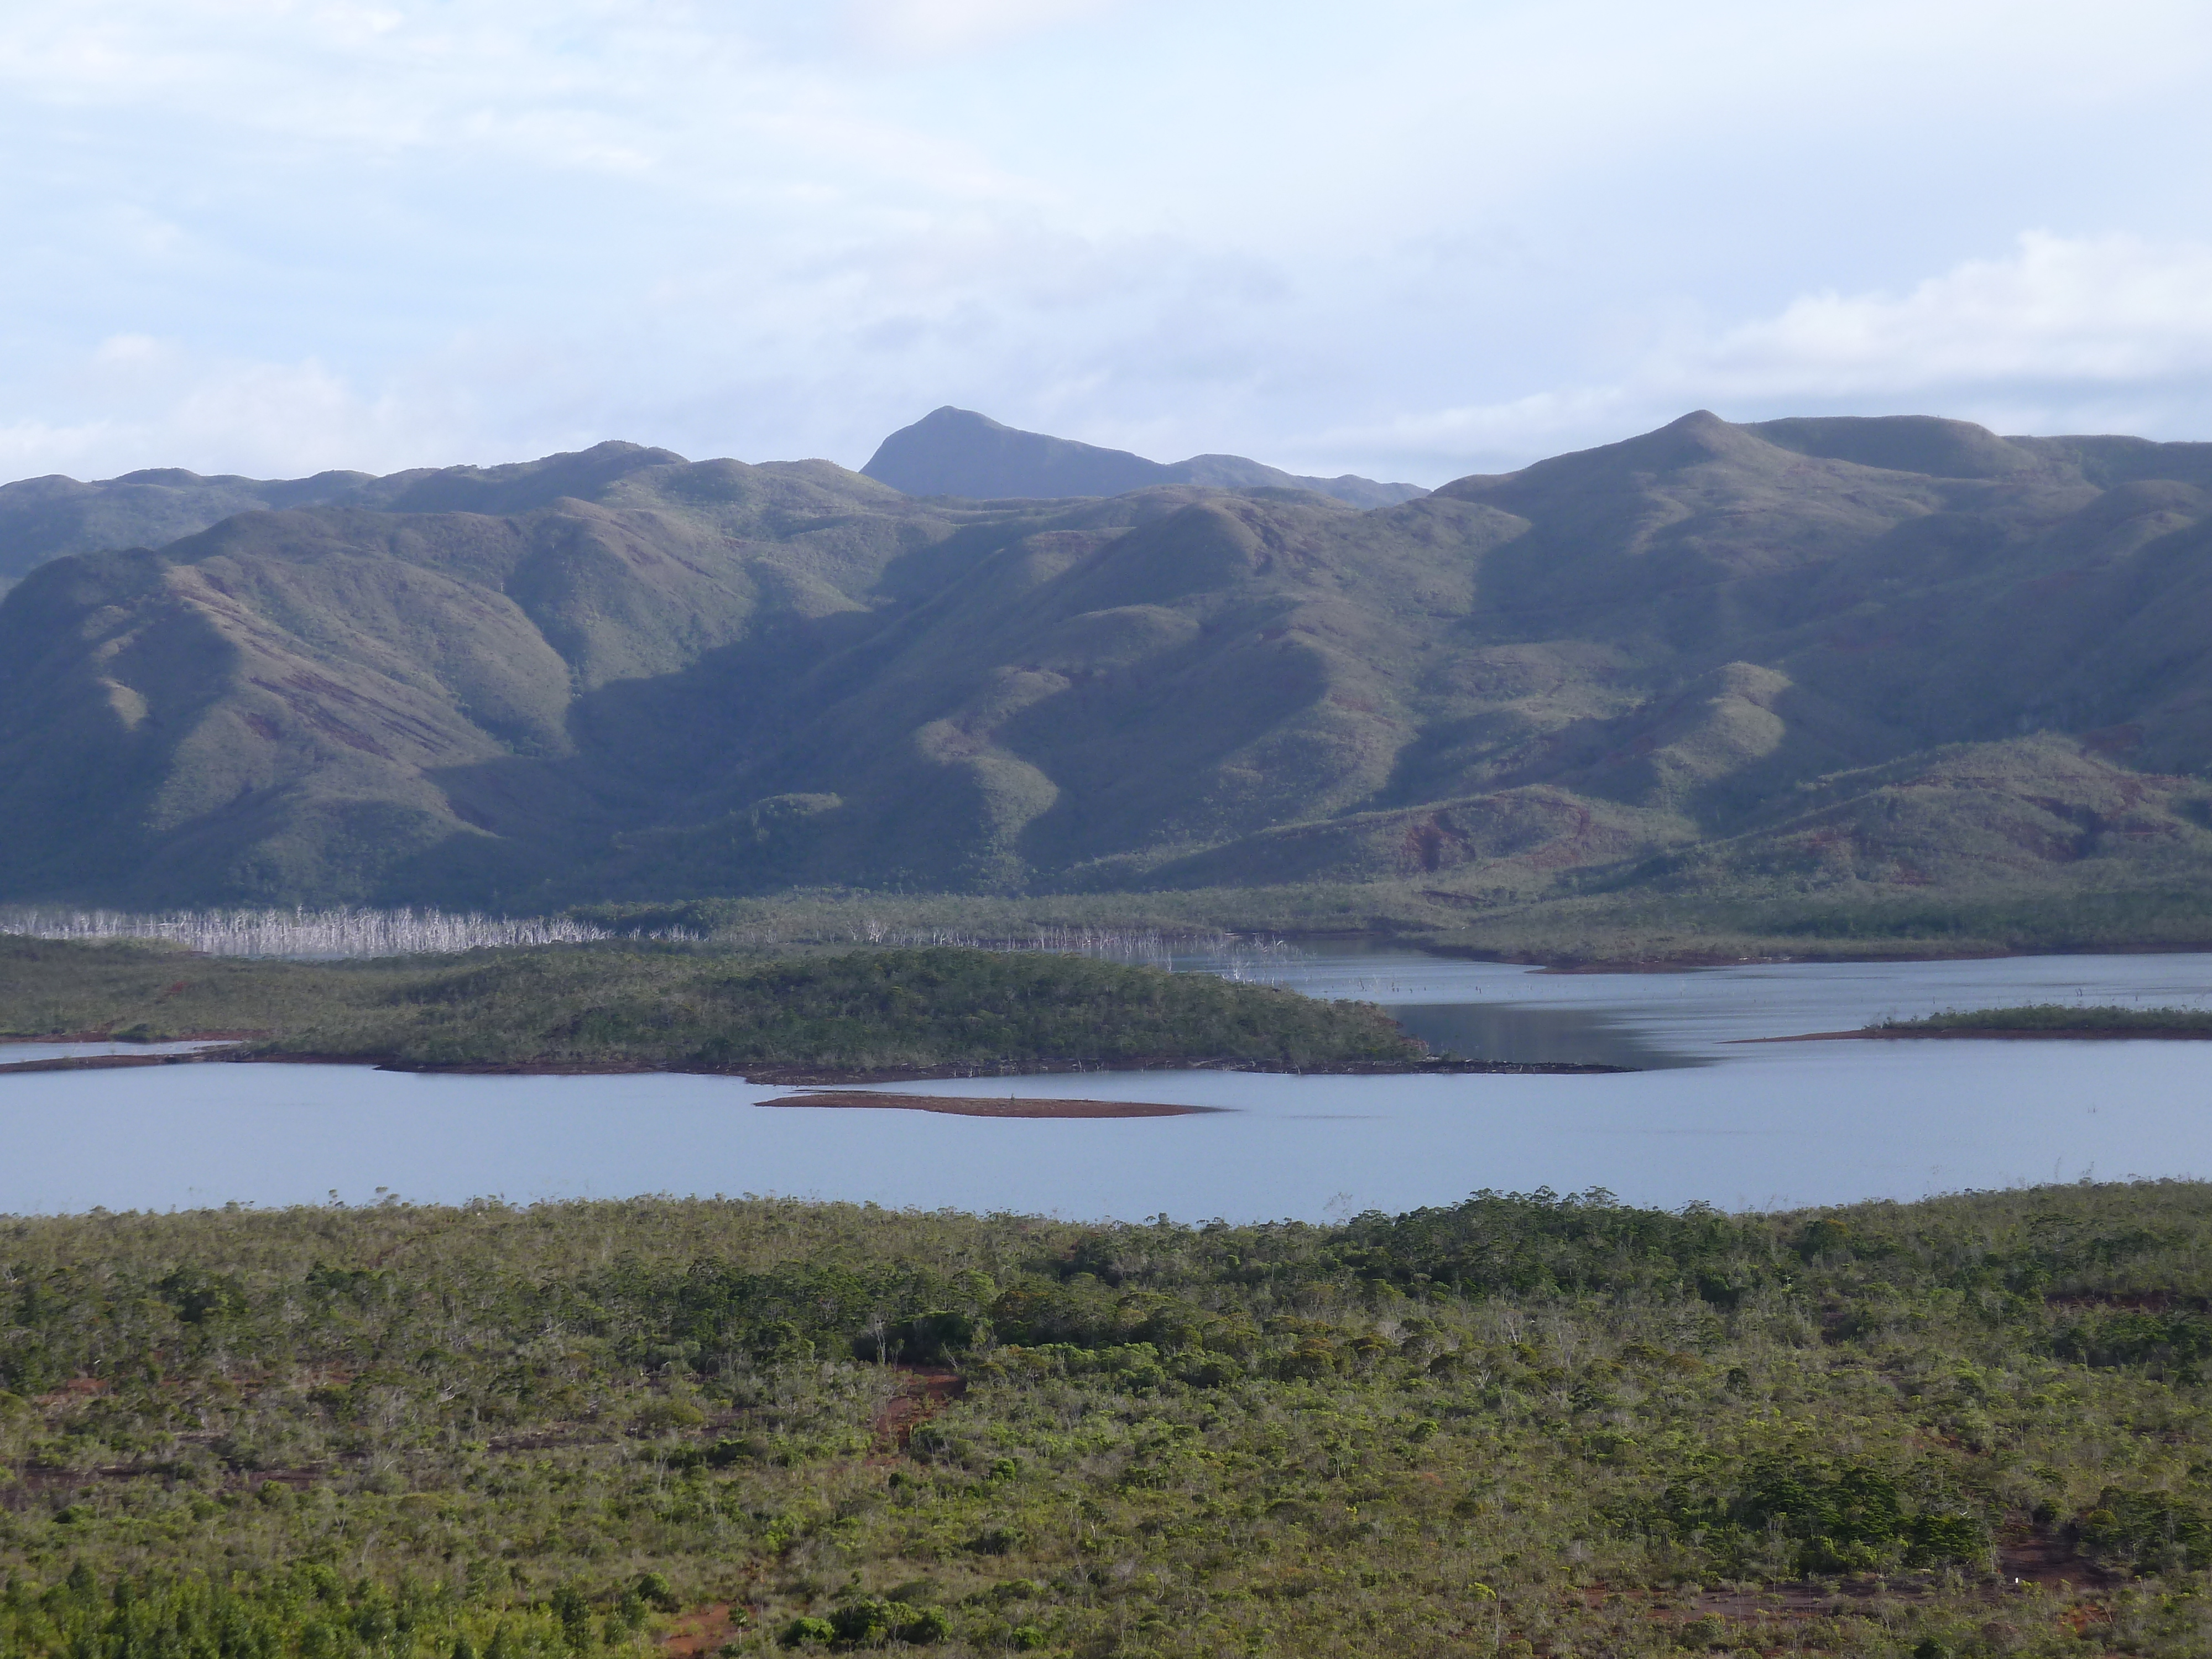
<box><xmin>1866</xmin><ymin>1004</ymin><xmax>2212</xmax><ymax>1039</ymax></box>
<box><xmin>0</xmin><ymin>935</ymin><xmax>1612</xmax><ymax>1081</ymax></box>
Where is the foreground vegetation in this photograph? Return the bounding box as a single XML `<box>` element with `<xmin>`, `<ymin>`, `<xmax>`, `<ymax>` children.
<box><xmin>0</xmin><ymin>938</ymin><xmax>1418</xmax><ymax>1073</ymax></box>
<box><xmin>5</xmin><ymin>1182</ymin><xmax>2212</xmax><ymax>1657</ymax></box>
<box><xmin>1875</xmin><ymin>1005</ymin><xmax>2212</xmax><ymax>1035</ymax></box>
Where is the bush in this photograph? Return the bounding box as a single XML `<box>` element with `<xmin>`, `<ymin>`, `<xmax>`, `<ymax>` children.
<box><xmin>633</xmin><ymin>1396</ymin><xmax>707</xmax><ymax>1431</ymax></box>
<box><xmin>852</xmin><ymin>1310</ymin><xmax>977</xmax><ymax>1364</ymax></box>
<box><xmin>1648</xmin><ymin>1456</ymin><xmax>1986</xmax><ymax>1576</ymax></box>
<box><xmin>796</xmin><ymin>1598</ymin><xmax>953</xmax><ymax>1649</ymax></box>
<box><xmin>899</xmin><ymin>1606</ymin><xmax>952</xmax><ymax>1643</ymax></box>
<box><xmin>2078</xmin><ymin>1488</ymin><xmax>2212</xmax><ymax>1569</ymax></box>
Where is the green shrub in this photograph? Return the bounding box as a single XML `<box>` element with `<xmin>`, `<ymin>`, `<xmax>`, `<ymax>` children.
<box><xmin>2078</xmin><ymin>1488</ymin><xmax>2212</xmax><ymax>1570</ymax></box>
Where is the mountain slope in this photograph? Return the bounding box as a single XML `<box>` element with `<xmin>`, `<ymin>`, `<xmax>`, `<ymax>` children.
<box><xmin>860</xmin><ymin>406</ymin><xmax>1426</xmax><ymax>508</ymax></box>
<box><xmin>0</xmin><ymin>441</ymin><xmax>698</xmax><ymax>589</ymax></box>
<box><xmin>0</xmin><ymin>467</ymin><xmax>367</xmax><ymax>588</ymax></box>
<box><xmin>4</xmin><ymin>411</ymin><xmax>2212</xmax><ymax>922</ymax></box>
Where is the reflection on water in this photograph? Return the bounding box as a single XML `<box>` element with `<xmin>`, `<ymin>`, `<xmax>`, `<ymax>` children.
<box><xmin>2</xmin><ymin>951</ymin><xmax>2210</xmax><ymax>1220</ymax></box>
<box><xmin>1177</xmin><ymin>943</ymin><xmax>2212</xmax><ymax>1067</ymax></box>
<box><xmin>1387</xmin><ymin>1000</ymin><xmax>1699</xmax><ymax>1071</ymax></box>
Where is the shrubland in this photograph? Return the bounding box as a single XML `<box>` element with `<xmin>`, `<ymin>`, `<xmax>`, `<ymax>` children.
<box><xmin>4</xmin><ymin>1181</ymin><xmax>2212</xmax><ymax>1656</ymax></box>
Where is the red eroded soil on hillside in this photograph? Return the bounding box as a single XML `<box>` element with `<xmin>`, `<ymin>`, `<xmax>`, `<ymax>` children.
<box><xmin>661</xmin><ymin>1604</ymin><xmax>754</xmax><ymax>1659</ymax></box>
<box><xmin>871</xmin><ymin>1367</ymin><xmax>966</xmax><ymax>1454</ymax></box>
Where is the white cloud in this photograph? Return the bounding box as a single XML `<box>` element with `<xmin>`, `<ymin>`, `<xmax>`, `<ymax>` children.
<box><xmin>0</xmin><ymin>346</ymin><xmax>483</xmax><ymax>480</ymax></box>
<box><xmin>843</xmin><ymin>0</ymin><xmax>1124</xmax><ymax>56</ymax></box>
<box><xmin>0</xmin><ymin>419</ymin><xmax>122</xmax><ymax>481</ymax></box>
<box><xmin>1296</xmin><ymin>235</ymin><xmax>2212</xmax><ymax>479</ymax></box>
<box><xmin>91</xmin><ymin>333</ymin><xmax>170</xmax><ymax>367</ymax></box>
<box><xmin>1684</xmin><ymin>233</ymin><xmax>2212</xmax><ymax>395</ymax></box>
<box><xmin>4</xmin><ymin>4</ymin><xmax>2212</xmax><ymax>487</ymax></box>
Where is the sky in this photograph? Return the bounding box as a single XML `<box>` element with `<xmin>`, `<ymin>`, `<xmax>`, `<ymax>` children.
<box><xmin>4</xmin><ymin>0</ymin><xmax>2212</xmax><ymax>488</ymax></box>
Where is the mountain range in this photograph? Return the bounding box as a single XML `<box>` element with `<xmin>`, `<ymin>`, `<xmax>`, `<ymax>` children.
<box><xmin>4</xmin><ymin>408</ymin><xmax>2212</xmax><ymax>935</ymax></box>
<box><xmin>0</xmin><ymin>409</ymin><xmax>1418</xmax><ymax>596</ymax></box>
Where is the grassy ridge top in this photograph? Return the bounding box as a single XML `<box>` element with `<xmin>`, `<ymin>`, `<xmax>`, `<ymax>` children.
<box><xmin>4</xmin><ymin>1181</ymin><xmax>2212</xmax><ymax>1656</ymax></box>
<box><xmin>0</xmin><ymin>937</ymin><xmax>1421</xmax><ymax>1073</ymax></box>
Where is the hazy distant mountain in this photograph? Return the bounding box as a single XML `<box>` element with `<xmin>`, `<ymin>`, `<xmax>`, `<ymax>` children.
<box><xmin>0</xmin><ymin>468</ymin><xmax>368</xmax><ymax>589</ymax></box>
<box><xmin>0</xmin><ymin>442</ymin><xmax>692</xmax><ymax>589</ymax></box>
<box><xmin>861</xmin><ymin>406</ymin><xmax>1426</xmax><ymax>508</ymax></box>
<box><xmin>6</xmin><ymin>410</ymin><xmax>2212</xmax><ymax>919</ymax></box>
<box><xmin>0</xmin><ymin>416</ymin><xmax>1416</xmax><ymax>595</ymax></box>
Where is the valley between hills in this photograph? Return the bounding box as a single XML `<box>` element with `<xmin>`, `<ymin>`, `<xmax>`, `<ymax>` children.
<box><xmin>5</xmin><ymin>406</ymin><xmax>2212</xmax><ymax>963</ymax></box>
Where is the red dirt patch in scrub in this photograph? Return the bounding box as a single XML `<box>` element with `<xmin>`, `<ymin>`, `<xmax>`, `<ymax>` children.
<box><xmin>661</xmin><ymin>1604</ymin><xmax>755</xmax><ymax>1658</ymax></box>
<box><xmin>872</xmin><ymin>1368</ymin><xmax>967</xmax><ymax>1453</ymax></box>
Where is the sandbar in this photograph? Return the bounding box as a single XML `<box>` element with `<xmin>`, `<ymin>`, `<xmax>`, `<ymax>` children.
<box><xmin>764</xmin><ymin>1091</ymin><xmax>1223</xmax><ymax>1119</ymax></box>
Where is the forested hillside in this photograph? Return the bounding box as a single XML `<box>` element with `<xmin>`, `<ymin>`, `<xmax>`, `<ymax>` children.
<box><xmin>4</xmin><ymin>412</ymin><xmax>2212</xmax><ymax>942</ymax></box>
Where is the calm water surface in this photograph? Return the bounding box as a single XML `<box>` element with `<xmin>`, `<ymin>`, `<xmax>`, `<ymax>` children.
<box><xmin>4</xmin><ymin>952</ymin><xmax>2210</xmax><ymax>1219</ymax></box>
<box><xmin>0</xmin><ymin>1039</ymin><xmax>238</xmax><ymax>1066</ymax></box>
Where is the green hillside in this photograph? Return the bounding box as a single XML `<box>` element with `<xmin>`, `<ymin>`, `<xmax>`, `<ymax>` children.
<box><xmin>5</xmin><ymin>1180</ymin><xmax>2212</xmax><ymax>1656</ymax></box>
<box><xmin>4</xmin><ymin>411</ymin><xmax>2212</xmax><ymax>948</ymax></box>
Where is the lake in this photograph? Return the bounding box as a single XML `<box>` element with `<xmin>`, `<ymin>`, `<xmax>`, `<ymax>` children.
<box><xmin>0</xmin><ymin>1038</ymin><xmax>238</xmax><ymax>1066</ymax></box>
<box><xmin>4</xmin><ymin>950</ymin><xmax>2210</xmax><ymax>1219</ymax></box>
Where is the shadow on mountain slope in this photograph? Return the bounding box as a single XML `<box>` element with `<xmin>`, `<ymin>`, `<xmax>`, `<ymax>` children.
<box><xmin>6</xmin><ymin>412</ymin><xmax>2212</xmax><ymax>933</ymax></box>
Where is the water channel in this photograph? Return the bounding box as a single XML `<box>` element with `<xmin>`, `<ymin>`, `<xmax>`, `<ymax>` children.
<box><xmin>3</xmin><ymin>950</ymin><xmax>2210</xmax><ymax>1219</ymax></box>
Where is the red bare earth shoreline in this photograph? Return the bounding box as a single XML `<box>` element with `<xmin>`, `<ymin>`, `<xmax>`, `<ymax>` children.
<box><xmin>764</xmin><ymin>1092</ymin><xmax>1222</xmax><ymax>1119</ymax></box>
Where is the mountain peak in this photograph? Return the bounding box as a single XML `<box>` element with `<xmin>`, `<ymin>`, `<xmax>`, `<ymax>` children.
<box><xmin>860</xmin><ymin>408</ymin><xmax>1424</xmax><ymax>508</ymax></box>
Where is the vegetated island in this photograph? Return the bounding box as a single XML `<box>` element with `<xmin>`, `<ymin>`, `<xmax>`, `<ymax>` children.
<box><xmin>3</xmin><ymin>1178</ymin><xmax>2211</xmax><ymax>1658</ymax></box>
<box><xmin>0</xmin><ymin>936</ymin><xmax>1618</xmax><ymax>1082</ymax></box>
<box><xmin>1753</xmin><ymin>1004</ymin><xmax>2212</xmax><ymax>1042</ymax></box>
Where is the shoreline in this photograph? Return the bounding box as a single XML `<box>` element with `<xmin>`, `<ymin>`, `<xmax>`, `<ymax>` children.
<box><xmin>716</xmin><ymin>1055</ymin><xmax>1627</xmax><ymax>1083</ymax></box>
<box><xmin>765</xmin><ymin>1091</ymin><xmax>1222</xmax><ymax>1119</ymax></box>
<box><xmin>0</xmin><ymin>1051</ymin><xmax>224</xmax><ymax>1074</ymax></box>
<box><xmin>0</xmin><ymin>1042</ymin><xmax>1632</xmax><ymax>1080</ymax></box>
<box><xmin>1419</xmin><ymin>938</ymin><xmax>2212</xmax><ymax>974</ymax></box>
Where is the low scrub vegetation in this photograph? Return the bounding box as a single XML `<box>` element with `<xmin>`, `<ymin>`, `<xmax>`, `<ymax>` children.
<box><xmin>4</xmin><ymin>1181</ymin><xmax>2212</xmax><ymax>1656</ymax></box>
<box><xmin>1875</xmin><ymin>1004</ymin><xmax>2212</xmax><ymax>1034</ymax></box>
